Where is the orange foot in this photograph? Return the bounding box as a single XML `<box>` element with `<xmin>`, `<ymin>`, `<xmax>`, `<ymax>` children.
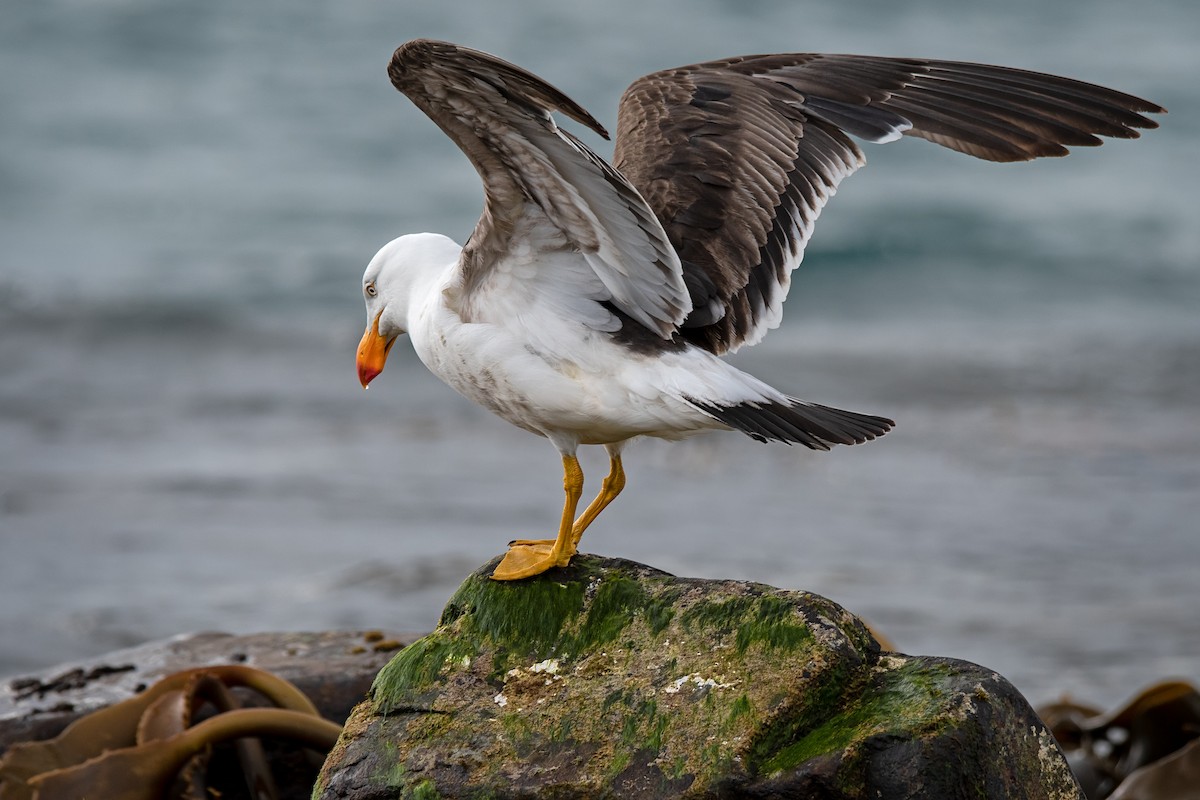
<box><xmin>491</xmin><ymin>542</ymin><xmax>575</xmax><ymax>581</ymax></box>
<box><xmin>507</xmin><ymin>538</ymin><xmax>555</xmax><ymax>548</ymax></box>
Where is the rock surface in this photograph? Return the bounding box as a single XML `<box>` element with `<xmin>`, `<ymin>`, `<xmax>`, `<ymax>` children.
<box><xmin>316</xmin><ymin>555</ymin><xmax>1082</xmax><ymax>799</ymax></box>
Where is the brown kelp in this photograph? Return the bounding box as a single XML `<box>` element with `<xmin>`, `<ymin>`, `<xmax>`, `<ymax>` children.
<box><xmin>1039</xmin><ymin>680</ymin><xmax>1200</xmax><ymax>799</ymax></box>
<box><xmin>0</xmin><ymin>665</ymin><xmax>341</xmax><ymax>800</ymax></box>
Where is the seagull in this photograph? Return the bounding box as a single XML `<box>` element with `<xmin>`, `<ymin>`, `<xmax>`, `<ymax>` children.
<box><xmin>355</xmin><ymin>39</ymin><xmax>1162</xmax><ymax>581</ymax></box>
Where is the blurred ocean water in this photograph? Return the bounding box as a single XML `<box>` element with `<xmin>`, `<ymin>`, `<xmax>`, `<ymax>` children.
<box><xmin>1</xmin><ymin>0</ymin><xmax>1197</xmax><ymax>707</ymax></box>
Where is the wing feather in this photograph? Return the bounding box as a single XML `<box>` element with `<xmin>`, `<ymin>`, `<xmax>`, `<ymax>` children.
<box><xmin>387</xmin><ymin>39</ymin><xmax>690</xmax><ymax>337</ymax></box>
<box><xmin>614</xmin><ymin>53</ymin><xmax>1164</xmax><ymax>354</ymax></box>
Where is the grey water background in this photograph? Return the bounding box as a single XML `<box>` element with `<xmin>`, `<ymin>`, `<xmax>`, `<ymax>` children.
<box><xmin>1</xmin><ymin>0</ymin><xmax>1197</xmax><ymax>709</ymax></box>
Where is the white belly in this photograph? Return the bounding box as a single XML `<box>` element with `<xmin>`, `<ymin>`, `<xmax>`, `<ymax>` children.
<box><xmin>409</xmin><ymin>305</ymin><xmax>725</xmax><ymax>445</ymax></box>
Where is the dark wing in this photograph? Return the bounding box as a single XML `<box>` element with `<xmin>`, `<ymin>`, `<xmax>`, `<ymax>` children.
<box><xmin>388</xmin><ymin>39</ymin><xmax>689</xmax><ymax>337</ymax></box>
<box><xmin>614</xmin><ymin>54</ymin><xmax>1165</xmax><ymax>354</ymax></box>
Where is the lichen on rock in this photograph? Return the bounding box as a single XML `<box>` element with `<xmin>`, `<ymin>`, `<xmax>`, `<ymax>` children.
<box><xmin>316</xmin><ymin>555</ymin><xmax>1082</xmax><ymax>799</ymax></box>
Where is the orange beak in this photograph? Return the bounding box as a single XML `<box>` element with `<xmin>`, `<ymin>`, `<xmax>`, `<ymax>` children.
<box><xmin>356</xmin><ymin>313</ymin><xmax>398</xmax><ymax>388</ymax></box>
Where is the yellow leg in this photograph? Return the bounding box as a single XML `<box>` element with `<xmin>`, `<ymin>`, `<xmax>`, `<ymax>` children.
<box><xmin>508</xmin><ymin>453</ymin><xmax>625</xmax><ymax>549</ymax></box>
<box><xmin>492</xmin><ymin>454</ymin><xmax>584</xmax><ymax>581</ymax></box>
<box><xmin>569</xmin><ymin>453</ymin><xmax>624</xmax><ymax>546</ymax></box>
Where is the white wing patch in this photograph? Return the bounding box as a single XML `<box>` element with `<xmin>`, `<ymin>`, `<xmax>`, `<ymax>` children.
<box><xmin>547</xmin><ymin>128</ymin><xmax>691</xmax><ymax>336</ymax></box>
<box><xmin>466</xmin><ymin>213</ymin><xmax>621</xmax><ymax>335</ymax></box>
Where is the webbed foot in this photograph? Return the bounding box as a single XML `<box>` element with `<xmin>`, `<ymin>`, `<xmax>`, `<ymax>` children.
<box><xmin>491</xmin><ymin>542</ymin><xmax>575</xmax><ymax>580</ymax></box>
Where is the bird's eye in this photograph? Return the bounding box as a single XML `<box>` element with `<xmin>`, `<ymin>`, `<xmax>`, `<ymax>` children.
<box><xmin>365</xmin><ymin>282</ymin><xmax>377</xmax><ymax>298</ymax></box>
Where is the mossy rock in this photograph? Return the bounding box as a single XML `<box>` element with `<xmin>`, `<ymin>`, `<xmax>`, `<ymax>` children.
<box><xmin>315</xmin><ymin>555</ymin><xmax>1081</xmax><ymax>799</ymax></box>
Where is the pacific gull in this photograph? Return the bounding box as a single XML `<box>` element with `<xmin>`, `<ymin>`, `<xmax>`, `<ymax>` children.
<box><xmin>355</xmin><ymin>39</ymin><xmax>1162</xmax><ymax>580</ymax></box>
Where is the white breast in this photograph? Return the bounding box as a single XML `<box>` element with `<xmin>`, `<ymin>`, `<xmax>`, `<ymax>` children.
<box><xmin>406</xmin><ymin>282</ymin><xmax>726</xmax><ymax>445</ymax></box>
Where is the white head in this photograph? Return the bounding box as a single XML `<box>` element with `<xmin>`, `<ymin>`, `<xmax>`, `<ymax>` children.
<box><xmin>356</xmin><ymin>232</ymin><xmax>461</xmax><ymax>387</ymax></box>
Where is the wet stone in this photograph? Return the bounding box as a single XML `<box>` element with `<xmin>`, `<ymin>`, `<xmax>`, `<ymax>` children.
<box><xmin>316</xmin><ymin>555</ymin><xmax>1082</xmax><ymax>799</ymax></box>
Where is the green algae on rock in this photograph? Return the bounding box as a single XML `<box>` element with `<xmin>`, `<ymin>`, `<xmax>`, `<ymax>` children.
<box><xmin>316</xmin><ymin>555</ymin><xmax>1082</xmax><ymax>800</ymax></box>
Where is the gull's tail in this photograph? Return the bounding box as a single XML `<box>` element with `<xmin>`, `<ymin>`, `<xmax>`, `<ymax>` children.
<box><xmin>686</xmin><ymin>397</ymin><xmax>894</xmax><ymax>450</ymax></box>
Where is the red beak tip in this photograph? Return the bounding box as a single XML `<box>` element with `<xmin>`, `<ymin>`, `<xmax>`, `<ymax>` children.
<box><xmin>357</xmin><ymin>366</ymin><xmax>380</xmax><ymax>389</ymax></box>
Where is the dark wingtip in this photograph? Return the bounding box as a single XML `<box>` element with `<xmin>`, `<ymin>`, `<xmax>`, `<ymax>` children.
<box><xmin>388</xmin><ymin>38</ymin><xmax>609</xmax><ymax>139</ymax></box>
<box><xmin>387</xmin><ymin>38</ymin><xmax>437</xmax><ymax>89</ymax></box>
